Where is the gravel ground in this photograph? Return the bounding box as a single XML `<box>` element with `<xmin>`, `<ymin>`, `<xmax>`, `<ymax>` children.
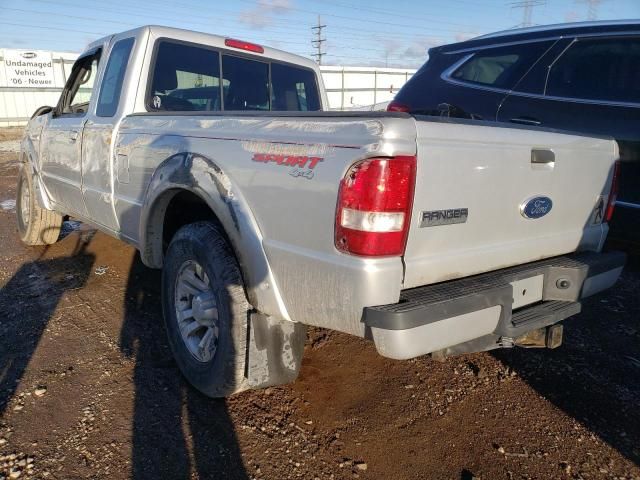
<box><xmin>0</xmin><ymin>138</ymin><xmax>639</xmax><ymax>480</ymax></box>
<box><xmin>0</xmin><ymin>128</ymin><xmax>22</xmax><ymax>154</ymax></box>
<box><xmin>0</xmin><ymin>141</ymin><xmax>20</xmax><ymax>154</ymax></box>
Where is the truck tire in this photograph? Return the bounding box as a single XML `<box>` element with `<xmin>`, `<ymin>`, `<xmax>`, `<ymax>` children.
<box><xmin>16</xmin><ymin>165</ymin><xmax>62</xmax><ymax>246</ymax></box>
<box><xmin>162</xmin><ymin>221</ymin><xmax>251</xmax><ymax>397</ymax></box>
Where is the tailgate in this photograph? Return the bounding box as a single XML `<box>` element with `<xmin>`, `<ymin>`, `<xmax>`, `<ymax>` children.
<box><xmin>403</xmin><ymin>120</ymin><xmax>618</xmax><ymax>288</ymax></box>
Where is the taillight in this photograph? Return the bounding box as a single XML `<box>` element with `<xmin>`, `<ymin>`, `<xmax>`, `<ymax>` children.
<box><xmin>335</xmin><ymin>156</ymin><xmax>416</xmax><ymax>256</ymax></box>
<box><xmin>386</xmin><ymin>101</ymin><xmax>411</xmax><ymax>112</ymax></box>
<box><xmin>224</xmin><ymin>38</ymin><xmax>264</xmax><ymax>54</ymax></box>
<box><xmin>605</xmin><ymin>160</ymin><xmax>621</xmax><ymax>223</ymax></box>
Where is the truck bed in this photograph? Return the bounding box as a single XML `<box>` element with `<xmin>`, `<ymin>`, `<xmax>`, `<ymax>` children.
<box><xmin>116</xmin><ymin>111</ymin><xmax>617</xmax><ymax>336</ymax></box>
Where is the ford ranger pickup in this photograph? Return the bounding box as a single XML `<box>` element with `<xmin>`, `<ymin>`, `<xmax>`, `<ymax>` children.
<box><xmin>17</xmin><ymin>26</ymin><xmax>625</xmax><ymax>397</ymax></box>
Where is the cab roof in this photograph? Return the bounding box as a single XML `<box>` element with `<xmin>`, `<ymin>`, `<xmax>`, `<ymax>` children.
<box><xmin>89</xmin><ymin>25</ymin><xmax>319</xmax><ymax>72</ymax></box>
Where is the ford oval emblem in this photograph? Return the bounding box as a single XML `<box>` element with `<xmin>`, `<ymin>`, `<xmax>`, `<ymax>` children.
<box><xmin>521</xmin><ymin>196</ymin><xmax>553</xmax><ymax>219</ymax></box>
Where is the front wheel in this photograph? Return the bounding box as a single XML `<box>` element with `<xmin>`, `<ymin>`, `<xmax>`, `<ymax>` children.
<box><xmin>16</xmin><ymin>165</ymin><xmax>62</xmax><ymax>245</ymax></box>
<box><xmin>162</xmin><ymin>221</ymin><xmax>251</xmax><ymax>397</ymax></box>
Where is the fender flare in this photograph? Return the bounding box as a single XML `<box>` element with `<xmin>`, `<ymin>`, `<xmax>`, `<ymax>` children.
<box><xmin>139</xmin><ymin>152</ymin><xmax>291</xmax><ymax>321</ymax></box>
<box><xmin>20</xmin><ymin>128</ymin><xmax>53</xmax><ymax>211</ymax></box>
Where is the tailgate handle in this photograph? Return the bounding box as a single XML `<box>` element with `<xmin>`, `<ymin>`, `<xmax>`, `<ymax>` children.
<box><xmin>531</xmin><ymin>149</ymin><xmax>555</xmax><ymax>165</ymax></box>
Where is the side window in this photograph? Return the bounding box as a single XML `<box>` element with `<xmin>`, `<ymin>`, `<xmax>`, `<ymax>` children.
<box><xmin>222</xmin><ymin>55</ymin><xmax>269</xmax><ymax>111</ymax></box>
<box><xmin>547</xmin><ymin>38</ymin><xmax>640</xmax><ymax>104</ymax></box>
<box><xmin>148</xmin><ymin>41</ymin><xmax>221</xmax><ymax>112</ymax></box>
<box><xmin>97</xmin><ymin>37</ymin><xmax>135</xmax><ymax>117</ymax></box>
<box><xmin>451</xmin><ymin>41</ymin><xmax>553</xmax><ymax>90</ymax></box>
<box><xmin>271</xmin><ymin>63</ymin><xmax>321</xmax><ymax>111</ymax></box>
<box><xmin>58</xmin><ymin>51</ymin><xmax>101</xmax><ymax>115</ymax></box>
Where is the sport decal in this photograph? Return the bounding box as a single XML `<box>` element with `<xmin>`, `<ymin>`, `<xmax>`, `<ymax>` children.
<box><xmin>252</xmin><ymin>153</ymin><xmax>324</xmax><ymax>180</ymax></box>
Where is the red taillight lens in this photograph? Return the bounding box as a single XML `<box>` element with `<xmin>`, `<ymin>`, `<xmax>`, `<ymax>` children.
<box><xmin>605</xmin><ymin>160</ymin><xmax>621</xmax><ymax>223</ymax></box>
<box><xmin>335</xmin><ymin>156</ymin><xmax>416</xmax><ymax>256</ymax></box>
<box><xmin>386</xmin><ymin>101</ymin><xmax>410</xmax><ymax>112</ymax></box>
<box><xmin>224</xmin><ymin>38</ymin><xmax>264</xmax><ymax>54</ymax></box>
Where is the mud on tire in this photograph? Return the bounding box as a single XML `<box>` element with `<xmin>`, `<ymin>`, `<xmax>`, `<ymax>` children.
<box><xmin>162</xmin><ymin>221</ymin><xmax>251</xmax><ymax>397</ymax></box>
<box><xmin>16</xmin><ymin>165</ymin><xmax>63</xmax><ymax>246</ymax></box>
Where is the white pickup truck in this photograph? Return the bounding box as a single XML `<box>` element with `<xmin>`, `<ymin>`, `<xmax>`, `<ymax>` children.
<box><xmin>18</xmin><ymin>26</ymin><xmax>625</xmax><ymax>397</ymax></box>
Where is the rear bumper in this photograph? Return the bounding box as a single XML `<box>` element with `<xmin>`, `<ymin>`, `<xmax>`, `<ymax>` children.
<box><xmin>364</xmin><ymin>251</ymin><xmax>626</xmax><ymax>360</ymax></box>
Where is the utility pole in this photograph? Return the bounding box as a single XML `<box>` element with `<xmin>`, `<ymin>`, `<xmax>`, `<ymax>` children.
<box><xmin>509</xmin><ymin>0</ymin><xmax>546</xmax><ymax>27</ymax></box>
<box><xmin>311</xmin><ymin>15</ymin><xmax>326</xmax><ymax>65</ymax></box>
<box><xmin>576</xmin><ymin>0</ymin><xmax>606</xmax><ymax>20</ymax></box>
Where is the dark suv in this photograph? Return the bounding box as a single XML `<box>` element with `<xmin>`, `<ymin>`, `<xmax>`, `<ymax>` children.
<box><xmin>390</xmin><ymin>20</ymin><xmax>640</xmax><ymax>245</ymax></box>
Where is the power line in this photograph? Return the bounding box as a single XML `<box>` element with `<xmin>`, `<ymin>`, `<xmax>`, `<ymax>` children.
<box><xmin>232</xmin><ymin>0</ymin><xmax>482</xmax><ymax>35</ymax></box>
<box><xmin>576</xmin><ymin>0</ymin><xmax>607</xmax><ymax>20</ymax></box>
<box><xmin>311</xmin><ymin>15</ymin><xmax>326</xmax><ymax>65</ymax></box>
<box><xmin>24</xmin><ymin>0</ymin><xmax>482</xmax><ymax>38</ymax></box>
<box><xmin>0</xmin><ymin>21</ymin><xmax>109</xmax><ymax>37</ymax></box>
<box><xmin>304</xmin><ymin>0</ymin><xmax>496</xmax><ymax>29</ymax></box>
<box><xmin>508</xmin><ymin>0</ymin><xmax>546</xmax><ymax>27</ymax></box>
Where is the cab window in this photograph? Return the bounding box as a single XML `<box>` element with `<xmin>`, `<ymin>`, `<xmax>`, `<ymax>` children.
<box><xmin>148</xmin><ymin>41</ymin><xmax>221</xmax><ymax>111</ymax></box>
<box><xmin>97</xmin><ymin>37</ymin><xmax>135</xmax><ymax>117</ymax></box>
<box><xmin>271</xmin><ymin>63</ymin><xmax>320</xmax><ymax>111</ymax></box>
<box><xmin>546</xmin><ymin>37</ymin><xmax>640</xmax><ymax>104</ymax></box>
<box><xmin>57</xmin><ymin>50</ymin><xmax>101</xmax><ymax>115</ymax></box>
<box><xmin>221</xmin><ymin>55</ymin><xmax>269</xmax><ymax>110</ymax></box>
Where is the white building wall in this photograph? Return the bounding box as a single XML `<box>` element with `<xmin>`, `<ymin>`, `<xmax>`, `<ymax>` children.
<box><xmin>321</xmin><ymin>66</ymin><xmax>416</xmax><ymax>110</ymax></box>
<box><xmin>0</xmin><ymin>48</ymin><xmax>416</xmax><ymax>126</ymax></box>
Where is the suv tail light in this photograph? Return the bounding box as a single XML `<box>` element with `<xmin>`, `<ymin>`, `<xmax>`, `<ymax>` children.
<box><xmin>335</xmin><ymin>156</ymin><xmax>416</xmax><ymax>256</ymax></box>
<box><xmin>605</xmin><ymin>160</ymin><xmax>621</xmax><ymax>223</ymax></box>
<box><xmin>386</xmin><ymin>101</ymin><xmax>410</xmax><ymax>112</ymax></box>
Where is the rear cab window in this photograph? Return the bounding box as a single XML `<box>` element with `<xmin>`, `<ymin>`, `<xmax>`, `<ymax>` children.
<box><xmin>148</xmin><ymin>41</ymin><xmax>222</xmax><ymax>112</ymax></box>
<box><xmin>449</xmin><ymin>41</ymin><xmax>554</xmax><ymax>90</ymax></box>
<box><xmin>147</xmin><ymin>39</ymin><xmax>321</xmax><ymax>112</ymax></box>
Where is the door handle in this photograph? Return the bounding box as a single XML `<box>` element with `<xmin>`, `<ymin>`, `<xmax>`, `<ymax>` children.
<box><xmin>69</xmin><ymin>131</ymin><xmax>79</xmax><ymax>143</ymax></box>
<box><xmin>510</xmin><ymin>117</ymin><xmax>542</xmax><ymax>126</ymax></box>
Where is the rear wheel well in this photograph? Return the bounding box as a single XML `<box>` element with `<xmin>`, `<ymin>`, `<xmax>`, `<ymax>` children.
<box><xmin>162</xmin><ymin>190</ymin><xmax>220</xmax><ymax>255</ymax></box>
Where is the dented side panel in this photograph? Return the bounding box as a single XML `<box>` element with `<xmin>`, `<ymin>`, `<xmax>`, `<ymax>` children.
<box><xmin>114</xmin><ymin>115</ymin><xmax>414</xmax><ymax>335</ymax></box>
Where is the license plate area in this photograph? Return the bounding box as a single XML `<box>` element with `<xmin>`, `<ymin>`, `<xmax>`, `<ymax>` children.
<box><xmin>510</xmin><ymin>274</ymin><xmax>544</xmax><ymax>310</ymax></box>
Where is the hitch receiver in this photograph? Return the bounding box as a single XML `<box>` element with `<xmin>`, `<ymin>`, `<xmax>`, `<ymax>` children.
<box><xmin>515</xmin><ymin>324</ymin><xmax>563</xmax><ymax>349</ymax></box>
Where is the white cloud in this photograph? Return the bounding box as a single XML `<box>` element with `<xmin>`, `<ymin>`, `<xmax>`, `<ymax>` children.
<box><xmin>455</xmin><ymin>32</ymin><xmax>477</xmax><ymax>43</ymax></box>
<box><xmin>565</xmin><ymin>10</ymin><xmax>580</xmax><ymax>22</ymax></box>
<box><xmin>239</xmin><ymin>0</ymin><xmax>294</xmax><ymax>29</ymax></box>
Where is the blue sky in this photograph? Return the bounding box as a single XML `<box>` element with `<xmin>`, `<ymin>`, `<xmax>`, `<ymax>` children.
<box><xmin>0</xmin><ymin>0</ymin><xmax>639</xmax><ymax>67</ymax></box>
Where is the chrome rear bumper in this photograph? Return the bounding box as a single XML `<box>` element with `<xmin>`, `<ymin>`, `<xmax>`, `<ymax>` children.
<box><xmin>364</xmin><ymin>252</ymin><xmax>626</xmax><ymax>360</ymax></box>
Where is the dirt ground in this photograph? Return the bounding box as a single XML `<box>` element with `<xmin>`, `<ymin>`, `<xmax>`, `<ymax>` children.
<box><xmin>0</xmin><ymin>130</ymin><xmax>639</xmax><ymax>480</ymax></box>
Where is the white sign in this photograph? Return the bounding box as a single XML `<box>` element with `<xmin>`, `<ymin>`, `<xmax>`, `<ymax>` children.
<box><xmin>2</xmin><ymin>50</ymin><xmax>56</xmax><ymax>88</ymax></box>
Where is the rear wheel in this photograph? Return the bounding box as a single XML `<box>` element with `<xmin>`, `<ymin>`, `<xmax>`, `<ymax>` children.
<box><xmin>16</xmin><ymin>166</ymin><xmax>62</xmax><ymax>245</ymax></box>
<box><xmin>162</xmin><ymin>221</ymin><xmax>250</xmax><ymax>397</ymax></box>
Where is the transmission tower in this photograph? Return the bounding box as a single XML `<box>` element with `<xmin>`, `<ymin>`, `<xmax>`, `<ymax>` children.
<box><xmin>576</xmin><ymin>0</ymin><xmax>606</xmax><ymax>20</ymax></box>
<box><xmin>311</xmin><ymin>15</ymin><xmax>326</xmax><ymax>65</ymax></box>
<box><xmin>509</xmin><ymin>0</ymin><xmax>546</xmax><ymax>27</ymax></box>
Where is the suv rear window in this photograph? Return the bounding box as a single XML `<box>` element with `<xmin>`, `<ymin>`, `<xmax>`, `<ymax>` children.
<box><xmin>546</xmin><ymin>37</ymin><xmax>640</xmax><ymax>104</ymax></box>
<box><xmin>450</xmin><ymin>41</ymin><xmax>552</xmax><ymax>90</ymax></box>
<box><xmin>148</xmin><ymin>40</ymin><xmax>321</xmax><ymax>112</ymax></box>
